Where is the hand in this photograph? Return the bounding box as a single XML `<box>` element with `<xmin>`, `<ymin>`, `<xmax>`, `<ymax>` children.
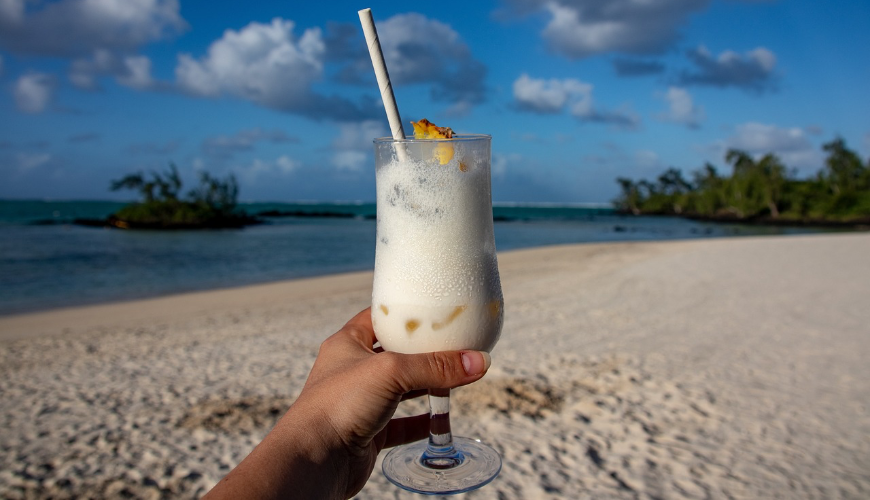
<box><xmin>204</xmin><ymin>307</ymin><xmax>492</xmax><ymax>500</ymax></box>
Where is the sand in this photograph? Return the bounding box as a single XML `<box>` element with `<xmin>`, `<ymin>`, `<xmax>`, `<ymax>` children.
<box><xmin>1</xmin><ymin>233</ymin><xmax>868</xmax><ymax>499</ymax></box>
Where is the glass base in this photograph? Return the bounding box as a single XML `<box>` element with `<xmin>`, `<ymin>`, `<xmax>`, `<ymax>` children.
<box><xmin>382</xmin><ymin>437</ymin><xmax>502</xmax><ymax>495</ymax></box>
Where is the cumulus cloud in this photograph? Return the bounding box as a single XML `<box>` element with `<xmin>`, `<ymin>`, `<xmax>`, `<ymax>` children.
<box><xmin>331</xmin><ymin>120</ymin><xmax>388</xmax><ymax>171</ymax></box>
<box><xmin>14</xmin><ymin>71</ymin><xmax>55</xmax><ymax>113</ymax></box>
<box><xmin>513</xmin><ymin>73</ymin><xmax>591</xmax><ymax>114</ymax></box>
<box><xmin>176</xmin><ymin>18</ymin><xmax>375</xmax><ymax>120</ymax></box>
<box><xmin>503</xmin><ymin>0</ymin><xmax>708</xmax><ymax>59</ymax></box>
<box><xmin>512</xmin><ymin>73</ymin><xmax>639</xmax><ymax>129</ymax></box>
<box><xmin>331</xmin><ymin>14</ymin><xmax>487</xmax><ymax>113</ymax></box>
<box><xmin>657</xmin><ymin>87</ymin><xmax>704</xmax><ymax>128</ymax></box>
<box><xmin>0</xmin><ymin>0</ymin><xmax>186</xmax><ymax>56</ymax></box>
<box><xmin>69</xmin><ymin>50</ymin><xmax>155</xmax><ymax>90</ymax></box>
<box><xmin>719</xmin><ymin>122</ymin><xmax>820</xmax><ymax>173</ymax></box>
<box><xmin>201</xmin><ymin>128</ymin><xmax>299</xmax><ymax>160</ymax></box>
<box><xmin>679</xmin><ymin>45</ymin><xmax>777</xmax><ymax>92</ymax></box>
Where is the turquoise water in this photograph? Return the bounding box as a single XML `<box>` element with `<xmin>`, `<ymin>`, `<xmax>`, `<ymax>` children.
<box><xmin>0</xmin><ymin>200</ymin><xmax>829</xmax><ymax>315</ymax></box>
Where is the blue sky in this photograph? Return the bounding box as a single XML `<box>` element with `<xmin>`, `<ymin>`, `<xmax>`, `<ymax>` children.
<box><xmin>1</xmin><ymin>0</ymin><xmax>868</xmax><ymax>203</ymax></box>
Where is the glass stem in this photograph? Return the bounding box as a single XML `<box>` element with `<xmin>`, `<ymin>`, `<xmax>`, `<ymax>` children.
<box><xmin>421</xmin><ymin>388</ymin><xmax>463</xmax><ymax>469</ymax></box>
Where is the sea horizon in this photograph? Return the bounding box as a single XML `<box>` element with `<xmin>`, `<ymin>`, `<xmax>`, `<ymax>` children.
<box><xmin>0</xmin><ymin>199</ymin><xmax>839</xmax><ymax>316</ymax></box>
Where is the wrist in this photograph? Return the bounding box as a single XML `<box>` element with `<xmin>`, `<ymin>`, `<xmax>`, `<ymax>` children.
<box><xmin>267</xmin><ymin>397</ymin><xmax>352</xmax><ymax>498</ymax></box>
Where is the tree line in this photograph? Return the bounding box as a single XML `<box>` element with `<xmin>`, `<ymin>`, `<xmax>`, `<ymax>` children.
<box><xmin>614</xmin><ymin>138</ymin><xmax>870</xmax><ymax>223</ymax></box>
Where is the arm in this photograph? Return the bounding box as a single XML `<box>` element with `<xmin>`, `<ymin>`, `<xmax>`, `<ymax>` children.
<box><xmin>203</xmin><ymin>308</ymin><xmax>491</xmax><ymax>499</ymax></box>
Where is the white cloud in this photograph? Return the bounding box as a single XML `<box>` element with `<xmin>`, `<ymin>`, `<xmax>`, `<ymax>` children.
<box><xmin>720</xmin><ymin>122</ymin><xmax>820</xmax><ymax>173</ymax></box>
<box><xmin>513</xmin><ymin>73</ymin><xmax>591</xmax><ymax>114</ymax></box>
<box><xmin>376</xmin><ymin>13</ymin><xmax>486</xmax><ymax>107</ymax></box>
<box><xmin>0</xmin><ymin>0</ymin><xmax>26</xmax><ymax>25</ymax></box>
<box><xmin>330</xmin><ymin>120</ymin><xmax>388</xmax><ymax>171</ymax></box>
<box><xmin>176</xmin><ymin>18</ymin><xmax>323</xmax><ymax>100</ymax></box>
<box><xmin>116</xmin><ymin>55</ymin><xmax>153</xmax><ymax>89</ymax></box>
<box><xmin>175</xmin><ymin>18</ymin><xmax>370</xmax><ymax>120</ymax></box>
<box><xmin>513</xmin><ymin>73</ymin><xmax>639</xmax><ymax>129</ymax></box>
<box><xmin>240</xmin><ymin>155</ymin><xmax>300</xmax><ymax>183</ymax></box>
<box><xmin>0</xmin><ymin>0</ymin><xmax>186</xmax><ymax>56</ymax></box>
<box><xmin>332</xmin><ymin>151</ymin><xmax>367</xmax><ymax>172</ymax></box>
<box><xmin>634</xmin><ymin>150</ymin><xmax>662</xmax><ymax>169</ymax></box>
<box><xmin>275</xmin><ymin>155</ymin><xmax>299</xmax><ymax>174</ymax></box>
<box><xmin>16</xmin><ymin>152</ymin><xmax>51</xmax><ymax>171</ymax></box>
<box><xmin>201</xmin><ymin>128</ymin><xmax>299</xmax><ymax>159</ymax></box>
<box><xmin>509</xmin><ymin>0</ymin><xmax>708</xmax><ymax>59</ymax></box>
<box><xmin>492</xmin><ymin>152</ymin><xmax>523</xmax><ymax>178</ymax></box>
<box><xmin>70</xmin><ymin>49</ymin><xmax>154</xmax><ymax>90</ymax></box>
<box><xmin>329</xmin><ymin>14</ymin><xmax>486</xmax><ymax>112</ymax></box>
<box><xmin>728</xmin><ymin>122</ymin><xmax>809</xmax><ymax>153</ymax></box>
<box><xmin>679</xmin><ymin>45</ymin><xmax>777</xmax><ymax>91</ymax></box>
<box><xmin>13</xmin><ymin>72</ymin><xmax>55</xmax><ymax>113</ymax></box>
<box><xmin>658</xmin><ymin>87</ymin><xmax>704</xmax><ymax>128</ymax></box>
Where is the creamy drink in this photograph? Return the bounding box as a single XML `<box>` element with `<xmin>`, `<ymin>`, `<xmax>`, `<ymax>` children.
<box><xmin>371</xmin><ymin>133</ymin><xmax>503</xmax><ymax>354</ymax></box>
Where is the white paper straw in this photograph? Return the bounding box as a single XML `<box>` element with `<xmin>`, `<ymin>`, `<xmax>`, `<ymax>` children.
<box><xmin>358</xmin><ymin>8</ymin><xmax>407</xmax><ymax>148</ymax></box>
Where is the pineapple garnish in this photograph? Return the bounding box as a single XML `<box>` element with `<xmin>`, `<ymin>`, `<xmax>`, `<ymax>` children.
<box><xmin>411</xmin><ymin>118</ymin><xmax>456</xmax><ymax>166</ymax></box>
<box><xmin>411</xmin><ymin>118</ymin><xmax>454</xmax><ymax>139</ymax></box>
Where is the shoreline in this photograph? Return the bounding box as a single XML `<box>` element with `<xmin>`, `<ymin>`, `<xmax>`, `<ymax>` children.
<box><xmin>0</xmin><ymin>226</ymin><xmax>845</xmax><ymax>320</ymax></box>
<box><xmin>619</xmin><ymin>209</ymin><xmax>870</xmax><ymax>229</ymax></box>
<box><xmin>2</xmin><ymin>232</ymin><xmax>869</xmax><ymax>498</ymax></box>
<box><xmin>0</xmin><ymin>231</ymin><xmax>862</xmax><ymax>340</ymax></box>
<box><xmin>0</xmin><ymin>232</ymin><xmax>805</xmax><ymax>337</ymax></box>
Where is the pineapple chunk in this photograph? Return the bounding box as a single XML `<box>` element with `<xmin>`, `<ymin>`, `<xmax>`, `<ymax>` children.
<box><xmin>411</xmin><ymin>118</ymin><xmax>455</xmax><ymax>165</ymax></box>
<box><xmin>411</xmin><ymin>118</ymin><xmax>454</xmax><ymax>139</ymax></box>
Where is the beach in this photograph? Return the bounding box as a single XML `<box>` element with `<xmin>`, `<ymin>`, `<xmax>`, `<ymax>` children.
<box><xmin>1</xmin><ymin>232</ymin><xmax>868</xmax><ymax>498</ymax></box>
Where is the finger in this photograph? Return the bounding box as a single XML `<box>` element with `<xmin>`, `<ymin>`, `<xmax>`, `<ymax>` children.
<box><xmin>380</xmin><ymin>351</ymin><xmax>492</xmax><ymax>394</ymax></box>
<box><xmin>382</xmin><ymin>414</ymin><xmax>430</xmax><ymax>449</ymax></box>
<box><xmin>338</xmin><ymin>307</ymin><xmax>377</xmax><ymax>347</ymax></box>
<box><xmin>400</xmin><ymin>389</ymin><xmax>428</xmax><ymax>401</ymax></box>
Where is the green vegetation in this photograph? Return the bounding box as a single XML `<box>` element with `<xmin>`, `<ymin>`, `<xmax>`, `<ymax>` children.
<box><xmin>614</xmin><ymin>138</ymin><xmax>870</xmax><ymax>225</ymax></box>
<box><xmin>107</xmin><ymin>164</ymin><xmax>257</xmax><ymax>229</ymax></box>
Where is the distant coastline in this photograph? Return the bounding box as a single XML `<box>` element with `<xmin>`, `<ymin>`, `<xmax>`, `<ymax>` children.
<box><xmin>616</xmin><ymin>210</ymin><xmax>870</xmax><ymax>230</ymax></box>
<box><xmin>2</xmin><ymin>199</ymin><xmax>622</xmax><ymax>227</ymax></box>
<box><xmin>0</xmin><ymin>199</ymin><xmax>848</xmax><ymax>316</ymax></box>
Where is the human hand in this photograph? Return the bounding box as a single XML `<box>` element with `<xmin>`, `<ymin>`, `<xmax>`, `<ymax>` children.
<box><xmin>204</xmin><ymin>307</ymin><xmax>491</xmax><ymax>500</ymax></box>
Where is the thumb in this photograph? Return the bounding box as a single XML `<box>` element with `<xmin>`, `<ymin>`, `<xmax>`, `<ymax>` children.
<box><xmin>382</xmin><ymin>350</ymin><xmax>492</xmax><ymax>394</ymax></box>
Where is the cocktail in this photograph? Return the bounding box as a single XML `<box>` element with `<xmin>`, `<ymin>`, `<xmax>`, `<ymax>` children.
<box><xmin>357</xmin><ymin>9</ymin><xmax>504</xmax><ymax>492</ymax></box>
<box><xmin>371</xmin><ymin>130</ymin><xmax>504</xmax><ymax>494</ymax></box>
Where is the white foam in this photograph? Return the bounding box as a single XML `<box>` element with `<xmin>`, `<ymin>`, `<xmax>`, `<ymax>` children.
<box><xmin>372</xmin><ymin>145</ymin><xmax>503</xmax><ymax>353</ymax></box>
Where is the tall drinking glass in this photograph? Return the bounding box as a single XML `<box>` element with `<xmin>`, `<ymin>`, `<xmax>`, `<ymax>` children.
<box><xmin>372</xmin><ymin>134</ymin><xmax>504</xmax><ymax>494</ymax></box>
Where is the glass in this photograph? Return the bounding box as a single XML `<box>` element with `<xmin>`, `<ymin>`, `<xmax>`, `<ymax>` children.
<box><xmin>371</xmin><ymin>134</ymin><xmax>504</xmax><ymax>494</ymax></box>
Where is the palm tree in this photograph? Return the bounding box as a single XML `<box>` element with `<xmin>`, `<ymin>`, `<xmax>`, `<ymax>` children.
<box><xmin>615</xmin><ymin>177</ymin><xmax>643</xmax><ymax>214</ymax></box>
<box><xmin>822</xmin><ymin>138</ymin><xmax>866</xmax><ymax>194</ymax></box>
<box><xmin>724</xmin><ymin>149</ymin><xmax>786</xmax><ymax>218</ymax></box>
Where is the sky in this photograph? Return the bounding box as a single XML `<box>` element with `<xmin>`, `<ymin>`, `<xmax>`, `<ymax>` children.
<box><xmin>1</xmin><ymin>0</ymin><xmax>868</xmax><ymax>204</ymax></box>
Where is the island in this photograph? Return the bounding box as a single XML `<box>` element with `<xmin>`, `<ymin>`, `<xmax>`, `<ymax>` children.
<box><xmin>76</xmin><ymin>165</ymin><xmax>259</xmax><ymax>229</ymax></box>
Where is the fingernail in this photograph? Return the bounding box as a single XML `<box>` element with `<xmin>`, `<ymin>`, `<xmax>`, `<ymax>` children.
<box><xmin>461</xmin><ymin>351</ymin><xmax>491</xmax><ymax>376</ymax></box>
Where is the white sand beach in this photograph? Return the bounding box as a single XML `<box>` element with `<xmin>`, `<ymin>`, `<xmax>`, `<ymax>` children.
<box><xmin>1</xmin><ymin>233</ymin><xmax>869</xmax><ymax>499</ymax></box>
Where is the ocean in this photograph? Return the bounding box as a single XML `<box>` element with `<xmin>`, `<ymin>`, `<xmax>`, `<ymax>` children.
<box><xmin>0</xmin><ymin>199</ymin><xmax>831</xmax><ymax>316</ymax></box>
